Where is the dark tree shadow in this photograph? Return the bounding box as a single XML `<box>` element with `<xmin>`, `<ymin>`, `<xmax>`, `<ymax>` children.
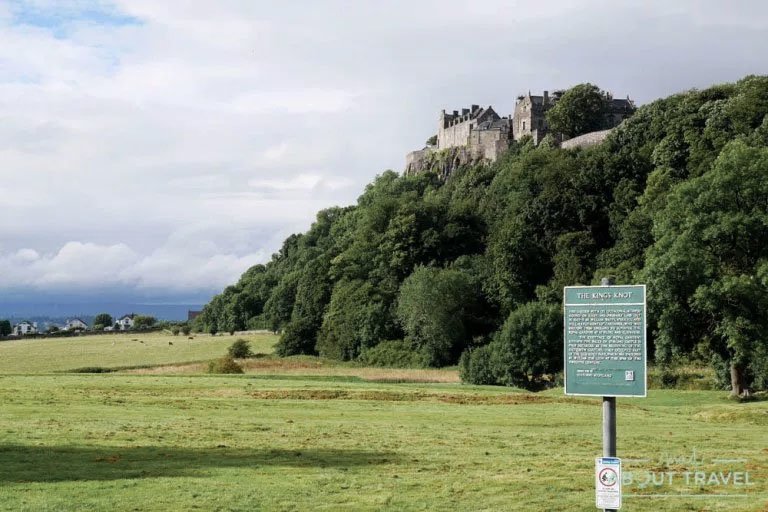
<box><xmin>0</xmin><ymin>445</ymin><xmax>399</xmax><ymax>483</ymax></box>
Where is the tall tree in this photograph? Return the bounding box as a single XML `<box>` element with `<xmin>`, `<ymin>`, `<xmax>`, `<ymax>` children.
<box><xmin>92</xmin><ymin>313</ymin><xmax>113</xmax><ymax>330</ymax></box>
<box><xmin>0</xmin><ymin>320</ymin><xmax>11</xmax><ymax>336</ymax></box>
<box><xmin>643</xmin><ymin>140</ymin><xmax>768</xmax><ymax>396</ymax></box>
<box><xmin>546</xmin><ymin>83</ymin><xmax>610</xmax><ymax>138</ymax></box>
<box><xmin>396</xmin><ymin>267</ymin><xmax>481</xmax><ymax>366</ymax></box>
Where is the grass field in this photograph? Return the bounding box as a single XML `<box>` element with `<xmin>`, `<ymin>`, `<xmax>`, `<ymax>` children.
<box><xmin>0</xmin><ymin>333</ymin><xmax>766</xmax><ymax>511</ymax></box>
<box><xmin>0</xmin><ymin>332</ymin><xmax>277</xmax><ymax>373</ymax></box>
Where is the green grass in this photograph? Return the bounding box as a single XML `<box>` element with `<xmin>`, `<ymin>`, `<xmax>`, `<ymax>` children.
<box><xmin>0</xmin><ymin>332</ymin><xmax>277</xmax><ymax>373</ymax></box>
<box><xmin>0</xmin><ymin>375</ymin><xmax>765</xmax><ymax>511</ymax></box>
<box><xmin>0</xmin><ymin>335</ymin><xmax>765</xmax><ymax>510</ymax></box>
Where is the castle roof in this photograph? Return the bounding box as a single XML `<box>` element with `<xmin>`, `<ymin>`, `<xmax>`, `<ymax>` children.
<box><xmin>476</xmin><ymin>118</ymin><xmax>510</xmax><ymax>131</ymax></box>
<box><xmin>442</xmin><ymin>105</ymin><xmax>499</xmax><ymax>122</ymax></box>
<box><xmin>609</xmin><ymin>98</ymin><xmax>634</xmax><ymax>111</ymax></box>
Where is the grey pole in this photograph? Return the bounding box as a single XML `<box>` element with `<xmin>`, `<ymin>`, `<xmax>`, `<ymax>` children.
<box><xmin>603</xmin><ymin>397</ymin><xmax>616</xmax><ymax>458</ymax></box>
<box><xmin>600</xmin><ymin>276</ymin><xmax>617</xmax><ymax>512</ymax></box>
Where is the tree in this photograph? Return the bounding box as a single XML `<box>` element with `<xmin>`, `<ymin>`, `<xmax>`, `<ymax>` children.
<box><xmin>316</xmin><ymin>279</ymin><xmax>398</xmax><ymax>360</ymax></box>
<box><xmin>275</xmin><ymin>317</ymin><xmax>316</xmax><ymax>356</ymax></box>
<box><xmin>274</xmin><ymin>255</ymin><xmax>332</xmax><ymax>356</ymax></box>
<box><xmin>426</xmin><ymin>134</ymin><xmax>437</xmax><ymax>147</ymax></box>
<box><xmin>264</xmin><ymin>272</ymin><xmax>300</xmax><ymax>332</ymax></box>
<box><xmin>92</xmin><ymin>313</ymin><xmax>113</xmax><ymax>330</ymax></box>
<box><xmin>133</xmin><ymin>315</ymin><xmax>157</xmax><ymax>329</ymax></box>
<box><xmin>490</xmin><ymin>301</ymin><xmax>563</xmax><ymax>390</ymax></box>
<box><xmin>546</xmin><ymin>83</ymin><xmax>610</xmax><ymax>138</ymax></box>
<box><xmin>643</xmin><ymin>140</ymin><xmax>768</xmax><ymax>396</ymax></box>
<box><xmin>396</xmin><ymin>267</ymin><xmax>481</xmax><ymax>366</ymax></box>
<box><xmin>0</xmin><ymin>320</ymin><xmax>11</xmax><ymax>337</ymax></box>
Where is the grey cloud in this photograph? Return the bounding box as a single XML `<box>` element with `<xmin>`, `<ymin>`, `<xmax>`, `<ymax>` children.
<box><xmin>1</xmin><ymin>0</ymin><xmax>767</xmax><ymax>306</ymax></box>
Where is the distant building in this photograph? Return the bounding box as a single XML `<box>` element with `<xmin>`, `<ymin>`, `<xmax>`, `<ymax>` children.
<box><xmin>405</xmin><ymin>88</ymin><xmax>635</xmax><ymax>177</ymax></box>
<box><xmin>12</xmin><ymin>321</ymin><xmax>38</xmax><ymax>336</ymax></box>
<box><xmin>64</xmin><ymin>318</ymin><xmax>88</xmax><ymax>331</ymax></box>
<box><xmin>116</xmin><ymin>314</ymin><xmax>136</xmax><ymax>330</ymax></box>
<box><xmin>513</xmin><ymin>90</ymin><xmax>634</xmax><ymax>144</ymax></box>
<box><xmin>188</xmin><ymin>310</ymin><xmax>202</xmax><ymax>321</ymax></box>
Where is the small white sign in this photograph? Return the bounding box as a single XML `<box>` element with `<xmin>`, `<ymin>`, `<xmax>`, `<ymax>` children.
<box><xmin>596</xmin><ymin>457</ymin><xmax>622</xmax><ymax>509</ymax></box>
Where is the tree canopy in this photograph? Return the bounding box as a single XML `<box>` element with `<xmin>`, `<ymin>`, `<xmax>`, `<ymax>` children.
<box><xmin>545</xmin><ymin>83</ymin><xmax>611</xmax><ymax>137</ymax></box>
<box><xmin>92</xmin><ymin>313</ymin><xmax>113</xmax><ymax>329</ymax></box>
<box><xmin>0</xmin><ymin>320</ymin><xmax>11</xmax><ymax>337</ymax></box>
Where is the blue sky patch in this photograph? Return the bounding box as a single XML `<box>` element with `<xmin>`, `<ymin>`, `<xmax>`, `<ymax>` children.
<box><xmin>9</xmin><ymin>1</ymin><xmax>141</xmax><ymax>37</ymax></box>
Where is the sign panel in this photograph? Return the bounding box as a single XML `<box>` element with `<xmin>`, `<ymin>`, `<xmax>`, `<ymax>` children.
<box><xmin>596</xmin><ymin>457</ymin><xmax>622</xmax><ymax>509</ymax></box>
<box><xmin>564</xmin><ymin>285</ymin><xmax>646</xmax><ymax>397</ymax></box>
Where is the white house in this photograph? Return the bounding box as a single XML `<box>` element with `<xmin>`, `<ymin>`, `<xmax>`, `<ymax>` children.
<box><xmin>64</xmin><ymin>318</ymin><xmax>88</xmax><ymax>331</ymax></box>
<box><xmin>12</xmin><ymin>321</ymin><xmax>38</xmax><ymax>336</ymax></box>
<box><xmin>116</xmin><ymin>314</ymin><xmax>136</xmax><ymax>330</ymax></box>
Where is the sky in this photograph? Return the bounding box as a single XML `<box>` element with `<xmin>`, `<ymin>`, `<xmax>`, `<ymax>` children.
<box><xmin>1</xmin><ymin>0</ymin><xmax>767</xmax><ymax>311</ymax></box>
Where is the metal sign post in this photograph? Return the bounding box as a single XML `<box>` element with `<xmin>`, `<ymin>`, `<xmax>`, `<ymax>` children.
<box><xmin>564</xmin><ymin>278</ymin><xmax>646</xmax><ymax>511</ymax></box>
<box><xmin>601</xmin><ymin>278</ymin><xmax>618</xmax><ymax>512</ymax></box>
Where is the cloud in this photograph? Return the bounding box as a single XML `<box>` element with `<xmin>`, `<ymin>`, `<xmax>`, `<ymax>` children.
<box><xmin>1</xmin><ymin>0</ymin><xmax>767</xmax><ymax>308</ymax></box>
<box><xmin>0</xmin><ymin>239</ymin><xmax>265</xmax><ymax>294</ymax></box>
<box><xmin>248</xmin><ymin>173</ymin><xmax>352</xmax><ymax>193</ymax></box>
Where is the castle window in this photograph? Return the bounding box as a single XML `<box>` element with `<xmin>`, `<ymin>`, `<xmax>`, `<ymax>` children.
<box><xmin>522</xmin><ymin>121</ymin><xmax>526</xmax><ymax>130</ymax></box>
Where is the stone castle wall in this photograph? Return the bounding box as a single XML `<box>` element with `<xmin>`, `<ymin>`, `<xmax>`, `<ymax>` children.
<box><xmin>439</xmin><ymin>121</ymin><xmax>472</xmax><ymax>149</ymax></box>
<box><xmin>560</xmin><ymin>129</ymin><xmax>613</xmax><ymax>150</ymax></box>
<box><xmin>407</xmin><ymin>91</ymin><xmax>633</xmax><ymax>177</ymax></box>
<box><xmin>468</xmin><ymin>128</ymin><xmax>509</xmax><ymax>161</ymax></box>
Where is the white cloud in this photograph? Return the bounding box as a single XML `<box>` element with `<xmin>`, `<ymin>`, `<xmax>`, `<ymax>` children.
<box><xmin>0</xmin><ymin>239</ymin><xmax>265</xmax><ymax>294</ymax></box>
<box><xmin>1</xmin><ymin>0</ymin><xmax>767</xmax><ymax>306</ymax></box>
<box><xmin>248</xmin><ymin>173</ymin><xmax>352</xmax><ymax>193</ymax></box>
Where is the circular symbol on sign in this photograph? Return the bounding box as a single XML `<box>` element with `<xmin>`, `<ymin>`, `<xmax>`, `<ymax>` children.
<box><xmin>599</xmin><ymin>468</ymin><xmax>618</xmax><ymax>487</ymax></box>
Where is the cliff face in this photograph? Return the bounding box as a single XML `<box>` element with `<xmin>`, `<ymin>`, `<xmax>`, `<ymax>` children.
<box><xmin>405</xmin><ymin>127</ymin><xmax>617</xmax><ymax>179</ymax></box>
<box><xmin>404</xmin><ymin>146</ymin><xmax>483</xmax><ymax>179</ymax></box>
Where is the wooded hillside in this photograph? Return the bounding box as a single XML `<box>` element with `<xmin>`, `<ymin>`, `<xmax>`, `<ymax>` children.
<box><xmin>197</xmin><ymin>76</ymin><xmax>768</xmax><ymax>395</ymax></box>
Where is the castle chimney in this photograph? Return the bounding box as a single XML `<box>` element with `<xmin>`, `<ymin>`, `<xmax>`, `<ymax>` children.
<box><xmin>453</xmin><ymin>110</ymin><xmax>459</xmax><ymax>116</ymax></box>
<box><xmin>471</xmin><ymin>104</ymin><xmax>479</xmax><ymax>112</ymax></box>
<box><xmin>543</xmin><ymin>90</ymin><xmax>549</xmax><ymax>104</ymax></box>
<box><xmin>462</xmin><ymin>108</ymin><xmax>469</xmax><ymax>115</ymax></box>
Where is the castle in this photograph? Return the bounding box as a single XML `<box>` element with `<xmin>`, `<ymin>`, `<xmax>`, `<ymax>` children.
<box><xmin>405</xmin><ymin>90</ymin><xmax>635</xmax><ymax>177</ymax></box>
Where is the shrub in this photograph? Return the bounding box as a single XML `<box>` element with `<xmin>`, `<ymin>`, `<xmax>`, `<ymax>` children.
<box><xmin>209</xmin><ymin>326</ymin><xmax>218</xmax><ymax>336</ymax></box>
<box><xmin>359</xmin><ymin>340</ymin><xmax>424</xmax><ymax>368</ymax></box>
<box><xmin>181</xmin><ymin>325</ymin><xmax>191</xmax><ymax>336</ymax></box>
<box><xmin>458</xmin><ymin>301</ymin><xmax>562</xmax><ymax>391</ymax></box>
<box><xmin>207</xmin><ymin>356</ymin><xmax>244</xmax><ymax>374</ymax></box>
<box><xmin>458</xmin><ymin>346</ymin><xmax>496</xmax><ymax>385</ymax></box>
<box><xmin>228</xmin><ymin>339</ymin><xmax>253</xmax><ymax>359</ymax></box>
<box><xmin>171</xmin><ymin>326</ymin><xmax>180</xmax><ymax>335</ymax></box>
<box><xmin>70</xmin><ymin>367</ymin><xmax>116</xmax><ymax>374</ymax></box>
<box><xmin>275</xmin><ymin>317</ymin><xmax>317</xmax><ymax>356</ymax></box>
<box><xmin>491</xmin><ymin>301</ymin><xmax>562</xmax><ymax>391</ymax></box>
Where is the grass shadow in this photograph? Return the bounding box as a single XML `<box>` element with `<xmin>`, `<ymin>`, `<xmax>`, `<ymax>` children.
<box><xmin>0</xmin><ymin>444</ymin><xmax>399</xmax><ymax>483</ymax></box>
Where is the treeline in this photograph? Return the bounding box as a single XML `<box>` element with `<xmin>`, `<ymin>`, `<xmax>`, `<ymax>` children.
<box><xmin>198</xmin><ymin>76</ymin><xmax>768</xmax><ymax>395</ymax></box>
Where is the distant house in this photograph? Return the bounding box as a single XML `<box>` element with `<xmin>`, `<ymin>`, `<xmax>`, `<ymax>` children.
<box><xmin>188</xmin><ymin>310</ymin><xmax>202</xmax><ymax>321</ymax></box>
<box><xmin>12</xmin><ymin>321</ymin><xmax>38</xmax><ymax>336</ymax></box>
<box><xmin>64</xmin><ymin>318</ymin><xmax>88</xmax><ymax>331</ymax></box>
<box><xmin>116</xmin><ymin>314</ymin><xmax>136</xmax><ymax>330</ymax></box>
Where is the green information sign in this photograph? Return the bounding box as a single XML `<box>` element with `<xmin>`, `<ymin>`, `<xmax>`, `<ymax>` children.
<box><xmin>564</xmin><ymin>285</ymin><xmax>646</xmax><ymax>397</ymax></box>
